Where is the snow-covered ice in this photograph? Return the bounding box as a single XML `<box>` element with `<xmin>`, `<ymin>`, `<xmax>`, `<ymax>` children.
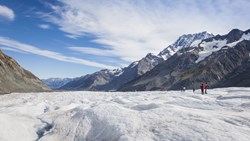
<box><xmin>0</xmin><ymin>88</ymin><xmax>250</xmax><ymax>141</ymax></box>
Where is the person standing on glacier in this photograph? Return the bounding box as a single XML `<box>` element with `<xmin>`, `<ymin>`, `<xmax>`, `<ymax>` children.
<box><xmin>200</xmin><ymin>84</ymin><xmax>204</xmax><ymax>95</ymax></box>
<box><xmin>205</xmin><ymin>82</ymin><xmax>209</xmax><ymax>94</ymax></box>
<box><xmin>192</xmin><ymin>86</ymin><xmax>195</xmax><ymax>93</ymax></box>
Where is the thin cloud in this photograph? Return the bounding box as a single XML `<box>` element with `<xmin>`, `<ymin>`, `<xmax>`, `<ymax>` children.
<box><xmin>0</xmin><ymin>36</ymin><xmax>116</xmax><ymax>69</ymax></box>
<box><xmin>68</xmin><ymin>47</ymin><xmax>117</xmax><ymax>57</ymax></box>
<box><xmin>0</xmin><ymin>46</ymin><xmax>28</xmax><ymax>54</ymax></box>
<box><xmin>0</xmin><ymin>5</ymin><xmax>15</xmax><ymax>21</ymax></box>
<box><xmin>41</xmin><ymin>0</ymin><xmax>250</xmax><ymax>62</ymax></box>
<box><xmin>38</xmin><ymin>24</ymin><xmax>51</xmax><ymax>29</ymax></box>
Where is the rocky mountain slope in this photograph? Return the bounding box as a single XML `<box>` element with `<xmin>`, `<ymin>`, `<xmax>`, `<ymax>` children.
<box><xmin>59</xmin><ymin>68</ymin><xmax>122</xmax><ymax>91</ymax></box>
<box><xmin>0</xmin><ymin>50</ymin><xmax>51</xmax><ymax>94</ymax></box>
<box><xmin>60</xmin><ymin>32</ymin><xmax>212</xmax><ymax>91</ymax></box>
<box><xmin>100</xmin><ymin>53</ymin><xmax>164</xmax><ymax>91</ymax></box>
<box><xmin>59</xmin><ymin>52</ymin><xmax>164</xmax><ymax>91</ymax></box>
<box><xmin>119</xmin><ymin>29</ymin><xmax>250</xmax><ymax>91</ymax></box>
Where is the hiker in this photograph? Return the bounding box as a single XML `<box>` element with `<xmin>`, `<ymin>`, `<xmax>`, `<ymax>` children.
<box><xmin>192</xmin><ymin>87</ymin><xmax>195</xmax><ymax>93</ymax></box>
<box><xmin>183</xmin><ymin>86</ymin><xmax>186</xmax><ymax>92</ymax></box>
<box><xmin>180</xmin><ymin>86</ymin><xmax>185</xmax><ymax>92</ymax></box>
<box><xmin>205</xmin><ymin>82</ymin><xmax>209</xmax><ymax>94</ymax></box>
<box><xmin>200</xmin><ymin>84</ymin><xmax>204</xmax><ymax>95</ymax></box>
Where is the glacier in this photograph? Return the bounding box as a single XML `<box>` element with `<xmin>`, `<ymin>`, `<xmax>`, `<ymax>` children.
<box><xmin>0</xmin><ymin>88</ymin><xmax>250</xmax><ymax>141</ymax></box>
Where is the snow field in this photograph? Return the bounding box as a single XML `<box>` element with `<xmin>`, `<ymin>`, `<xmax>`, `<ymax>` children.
<box><xmin>0</xmin><ymin>88</ymin><xmax>250</xmax><ymax>141</ymax></box>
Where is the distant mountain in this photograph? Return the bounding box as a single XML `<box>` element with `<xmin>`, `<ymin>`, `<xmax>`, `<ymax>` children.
<box><xmin>42</xmin><ymin>78</ymin><xmax>74</xmax><ymax>89</ymax></box>
<box><xmin>60</xmin><ymin>31</ymin><xmax>213</xmax><ymax>91</ymax></box>
<box><xmin>100</xmin><ymin>53</ymin><xmax>164</xmax><ymax>91</ymax></box>
<box><xmin>119</xmin><ymin>29</ymin><xmax>250</xmax><ymax>91</ymax></box>
<box><xmin>59</xmin><ymin>68</ymin><xmax>123</xmax><ymax>91</ymax></box>
<box><xmin>0</xmin><ymin>50</ymin><xmax>51</xmax><ymax>94</ymax></box>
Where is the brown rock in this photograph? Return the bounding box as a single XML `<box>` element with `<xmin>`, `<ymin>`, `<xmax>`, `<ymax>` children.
<box><xmin>0</xmin><ymin>50</ymin><xmax>51</xmax><ymax>94</ymax></box>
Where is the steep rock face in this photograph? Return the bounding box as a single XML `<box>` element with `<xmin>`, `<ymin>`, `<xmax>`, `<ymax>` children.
<box><xmin>0</xmin><ymin>50</ymin><xmax>51</xmax><ymax>94</ymax></box>
<box><xmin>119</xmin><ymin>29</ymin><xmax>250</xmax><ymax>91</ymax></box>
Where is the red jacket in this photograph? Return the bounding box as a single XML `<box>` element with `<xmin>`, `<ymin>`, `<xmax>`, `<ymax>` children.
<box><xmin>200</xmin><ymin>85</ymin><xmax>204</xmax><ymax>90</ymax></box>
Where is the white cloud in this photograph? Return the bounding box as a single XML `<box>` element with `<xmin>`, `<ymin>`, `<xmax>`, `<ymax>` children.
<box><xmin>68</xmin><ymin>47</ymin><xmax>117</xmax><ymax>57</ymax></box>
<box><xmin>38</xmin><ymin>24</ymin><xmax>51</xmax><ymax>29</ymax></box>
<box><xmin>0</xmin><ymin>36</ymin><xmax>116</xmax><ymax>69</ymax></box>
<box><xmin>0</xmin><ymin>46</ymin><xmax>28</xmax><ymax>54</ymax></box>
<box><xmin>41</xmin><ymin>0</ymin><xmax>250</xmax><ymax>62</ymax></box>
<box><xmin>0</xmin><ymin>5</ymin><xmax>15</xmax><ymax>21</ymax></box>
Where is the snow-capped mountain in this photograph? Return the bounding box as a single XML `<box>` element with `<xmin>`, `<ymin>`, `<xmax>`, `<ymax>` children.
<box><xmin>0</xmin><ymin>50</ymin><xmax>51</xmax><ymax>94</ymax></box>
<box><xmin>60</xmin><ymin>31</ymin><xmax>213</xmax><ymax>91</ymax></box>
<box><xmin>120</xmin><ymin>29</ymin><xmax>250</xmax><ymax>91</ymax></box>
<box><xmin>159</xmin><ymin>31</ymin><xmax>214</xmax><ymax>59</ymax></box>
<box><xmin>42</xmin><ymin>78</ymin><xmax>74</xmax><ymax>89</ymax></box>
<box><xmin>99</xmin><ymin>31</ymin><xmax>213</xmax><ymax>90</ymax></box>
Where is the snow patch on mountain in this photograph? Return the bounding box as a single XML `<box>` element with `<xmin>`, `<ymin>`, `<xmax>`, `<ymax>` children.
<box><xmin>130</xmin><ymin>61</ymin><xmax>139</xmax><ymax>68</ymax></box>
<box><xmin>104</xmin><ymin>68</ymin><xmax>123</xmax><ymax>76</ymax></box>
<box><xmin>159</xmin><ymin>31</ymin><xmax>214</xmax><ymax>60</ymax></box>
<box><xmin>196</xmin><ymin>32</ymin><xmax>250</xmax><ymax>63</ymax></box>
<box><xmin>242</xmin><ymin>32</ymin><xmax>250</xmax><ymax>40</ymax></box>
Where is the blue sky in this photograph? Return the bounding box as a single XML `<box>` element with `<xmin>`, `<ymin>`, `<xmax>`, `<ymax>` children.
<box><xmin>0</xmin><ymin>0</ymin><xmax>250</xmax><ymax>79</ymax></box>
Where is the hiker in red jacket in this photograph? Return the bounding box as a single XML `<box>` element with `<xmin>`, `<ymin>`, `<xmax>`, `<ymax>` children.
<box><xmin>200</xmin><ymin>84</ymin><xmax>204</xmax><ymax>95</ymax></box>
<box><xmin>205</xmin><ymin>82</ymin><xmax>209</xmax><ymax>94</ymax></box>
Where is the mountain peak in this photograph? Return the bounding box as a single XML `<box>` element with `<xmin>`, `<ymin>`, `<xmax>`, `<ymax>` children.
<box><xmin>158</xmin><ymin>31</ymin><xmax>214</xmax><ymax>59</ymax></box>
<box><xmin>228</xmin><ymin>29</ymin><xmax>243</xmax><ymax>35</ymax></box>
<box><xmin>226</xmin><ymin>29</ymin><xmax>244</xmax><ymax>43</ymax></box>
<box><xmin>145</xmin><ymin>53</ymin><xmax>155</xmax><ymax>58</ymax></box>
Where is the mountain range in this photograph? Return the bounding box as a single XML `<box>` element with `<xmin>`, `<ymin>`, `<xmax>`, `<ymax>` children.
<box><xmin>44</xmin><ymin>31</ymin><xmax>214</xmax><ymax>91</ymax></box>
<box><xmin>43</xmin><ymin>29</ymin><xmax>250</xmax><ymax>91</ymax></box>
<box><xmin>120</xmin><ymin>29</ymin><xmax>250</xmax><ymax>91</ymax></box>
<box><xmin>2</xmin><ymin>28</ymin><xmax>249</xmax><ymax>93</ymax></box>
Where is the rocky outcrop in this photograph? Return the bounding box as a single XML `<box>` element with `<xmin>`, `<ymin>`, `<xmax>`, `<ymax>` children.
<box><xmin>0</xmin><ymin>50</ymin><xmax>51</xmax><ymax>94</ymax></box>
